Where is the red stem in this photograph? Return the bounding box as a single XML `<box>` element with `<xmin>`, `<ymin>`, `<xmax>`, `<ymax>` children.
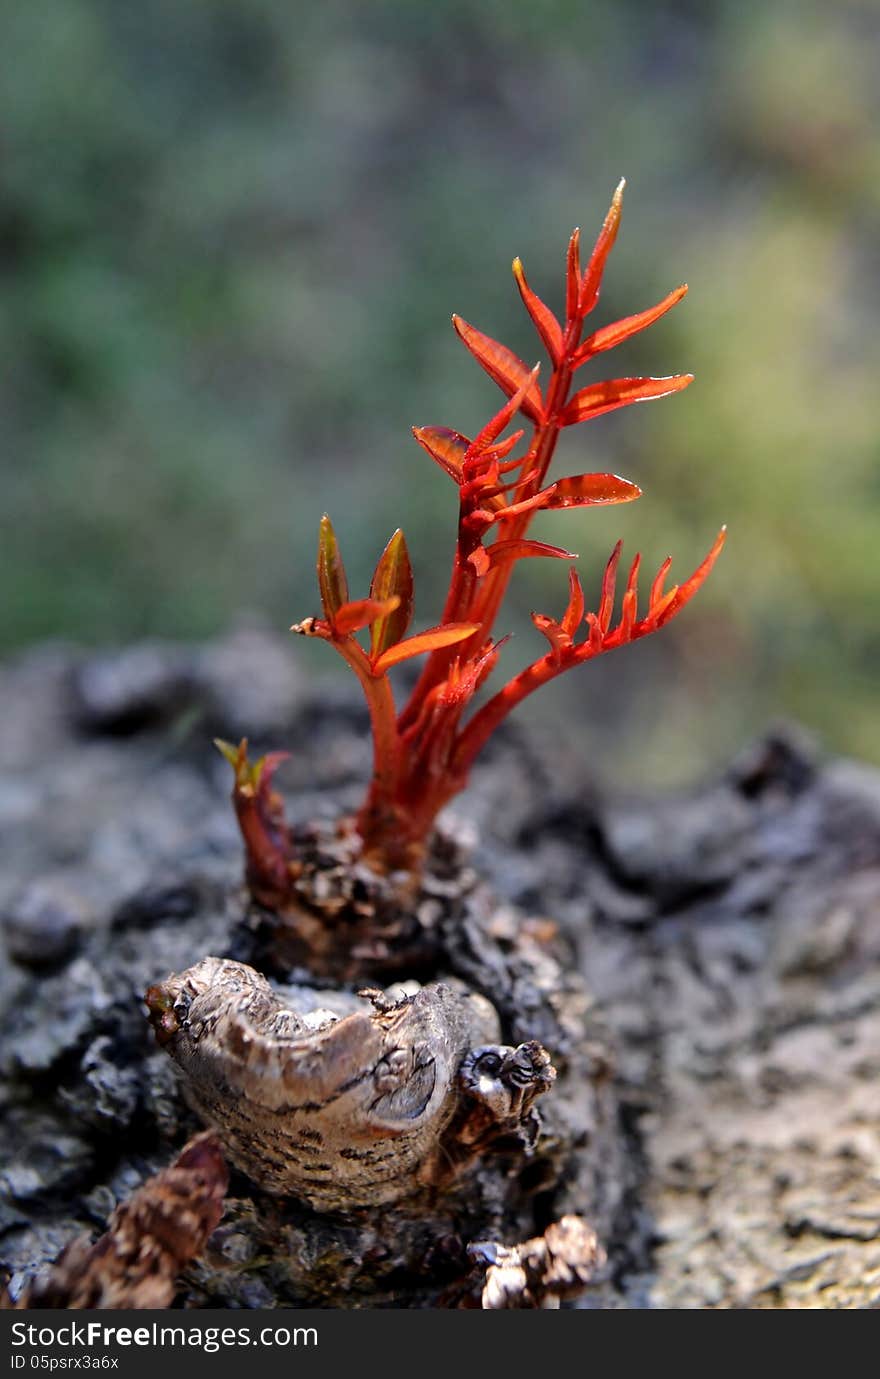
<box><xmin>331</xmin><ymin>638</ymin><xmax>401</xmax><ymax>834</ymax></box>
<box><xmin>451</xmin><ymin>650</ymin><xmax>569</xmax><ymax>781</ymax></box>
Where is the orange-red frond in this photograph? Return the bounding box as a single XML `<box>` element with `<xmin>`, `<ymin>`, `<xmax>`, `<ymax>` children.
<box><xmin>562</xmin><ymin>374</ymin><xmax>693</xmax><ymax>426</ymax></box>
<box><xmin>565</xmin><ymin>226</ymin><xmax>581</xmax><ymax>323</ymax></box>
<box><xmin>496</xmin><ymin>472</ymin><xmax>640</xmax><ymax>522</ymax></box>
<box><xmin>579</xmin><ymin>178</ymin><xmax>625</xmax><ymax>316</ymax></box>
<box><xmin>573</xmin><ymin>284</ymin><xmax>688</xmax><ymax>366</ymax></box>
<box><xmin>369</xmin><ymin>529</ymin><xmax>414</xmax><ymax>657</ymax></box>
<box><xmin>656</xmin><ymin>526</ymin><xmax>727</xmax><ymax>625</ymax></box>
<box><xmin>493</xmin><ymin>489</ymin><xmax>554</xmax><ymax>521</ymax></box>
<box><xmin>412</xmin><ymin>426</ymin><xmax>469</xmax><ymax>481</ymax></box>
<box><xmin>333</xmin><ymin>596</ymin><xmax>401</xmax><ymax>637</ymax></box>
<box><xmin>532</xmin><ymin>612</ymin><xmax>571</xmax><ymax>662</ymax></box>
<box><xmin>478</xmin><ymin>430</ymin><xmax>524</xmax><ymax>467</ymax></box>
<box><xmin>468</xmin><ymin>546</ymin><xmax>491</xmax><ymax>577</ymax></box>
<box><xmin>468</xmin><ymin>636</ymin><xmax>507</xmax><ymax>697</ymax></box>
<box><xmin>371</xmin><ymin>622</ymin><xmax>479</xmax><ymax>675</ymax></box>
<box><xmin>648</xmin><ymin>583</ymin><xmax>680</xmax><ymax>625</ymax></box>
<box><xmin>598</xmin><ymin>540</ymin><xmax>623</xmax><ymax>632</ymax></box>
<box><xmin>543</xmin><ymin>472</ymin><xmax>642</xmax><ymax>508</ymax></box>
<box><xmin>619</xmin><ymin>588</ymin><xmax>637</xmax><ymax>640</ymax></box>
<box><xmin>512</xmin><ymin>257</ymin><xmax>564</xmax><ymax>365</ymax></box>
<box><xmin>214</xmin><ymin>737</ymin><xmax>290</xmax><ymax>798</ymax></box>
<box><xmin>317</xmin><ymin>514</ymin><xmax>349</xmax><ymax>620</ymax></box>
<box><xmin>251</xmin><ymin>751</ymin><xmax>291</xmax><ymax>799</ymax></box>
<box><xmin>585</xmin><ymin>611</ymin><xmax>604</xmax><ymax>654</ymax></box>
<box><xmin>562</xmin><ymin>567</ymin><xmax>585</xmax><ymax>637</ymax></box>
<box><xmin>487</xmin><ymin>538</ymin><xmax>578</xmax><ymax>570</ymax></box>
<box><xmin>471</xmin><ymin>363</ymin><xmax>542</xmax><ymax>451</ymax></box>
<box><xmin>452</xmin><ymin>315</ymin><xmax>545</xmax><ymax>424</ymax></box>
<box><xmin>444</xmin><ymin>637</ymin><xmax>506</xmax><ymax>708</ymax></box>
<box><xmin>214</xmin><ymin>736</ymin><xmax>249</xmax><ymax>786</ymax></box>
<box><xmin>649</xmin><ymin>556</ymin><xmax>673</xmax><ymax>612</ymax></box>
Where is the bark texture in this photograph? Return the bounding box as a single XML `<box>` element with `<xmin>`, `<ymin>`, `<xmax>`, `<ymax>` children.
<box><xmin>1</xmin><ymin>629</ymin><xmax>878</xmax><ymax>1309</ymax></box>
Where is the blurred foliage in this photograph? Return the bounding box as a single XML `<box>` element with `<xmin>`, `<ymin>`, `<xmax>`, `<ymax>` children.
<box><xmin>2</xmin><ymin>0</ymin><xmax>879</xmax><ymax>785</ymax></box>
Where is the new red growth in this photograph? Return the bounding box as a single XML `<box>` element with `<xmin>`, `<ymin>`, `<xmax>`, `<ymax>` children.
<box><xmin>221</xmin><ymin>183</ymin><xmax>725</xmax><ymax>880</ymax></box>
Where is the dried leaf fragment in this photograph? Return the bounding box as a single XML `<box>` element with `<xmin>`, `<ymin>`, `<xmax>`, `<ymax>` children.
<box><xmin>470</xmin><ymin>1215</ymin><xmax>604</xmax><ymax>1309</ymax></box>
<box><xmin>3</xmin><ymin>1133</ymin><xmax>227</xmax><ymax>1310</ymax></box>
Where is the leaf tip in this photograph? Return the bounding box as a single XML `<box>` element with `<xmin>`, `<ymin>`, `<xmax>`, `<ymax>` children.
<box><xmin>213</xmin><ymin>737</ymin><xmax>242</xmax><ymax>769</ymax></box>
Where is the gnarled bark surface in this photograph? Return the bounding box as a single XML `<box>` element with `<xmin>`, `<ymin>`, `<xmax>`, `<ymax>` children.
<box><xmin>1</xmin><ymin>629</ymin><xmax>878</xmax><ymax>1308</ymax></box>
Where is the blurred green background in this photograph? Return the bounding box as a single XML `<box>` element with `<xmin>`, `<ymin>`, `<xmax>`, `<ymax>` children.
<box><xmin>3</xmin><ymin>0</ymin><xmax>879</xmax><ymax>786</ymax></box>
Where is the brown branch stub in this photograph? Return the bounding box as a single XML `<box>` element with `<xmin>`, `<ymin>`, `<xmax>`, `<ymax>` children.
<box><xmin>469</xmin><ymin>1215</ymin><xmax>604</xmax><ymax>1309</ymax></box>
<box><xmin>146</xmin><ymin>957</ymin><xmax>556</xmax><ymax>1212</ymax></box>
<box><xmin>3</xmin><ymin>1132</ymin><xmax>228</xmax><ymax>1310</ymax></box>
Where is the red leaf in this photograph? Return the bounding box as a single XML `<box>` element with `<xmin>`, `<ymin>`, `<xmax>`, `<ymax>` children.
<box><xmin>371</xmin><ymin>622</ymin><xmax>479</xmax><ymax>675</ymax></box>
<box><xmin>214</xmin><ymin>736</ymin><xmax>245</xmax><ymax>774</ymax></box>
<box><xmin>441</xmin><ymin>636</ymin><xmax>506</xmax><ymax>707</ymax></box>
<box><xmin>573</xmin><ymin>285</ymin><xmax>688</xmax><ymax>366</ymax></box>
<box><xmin>369</xmin><ymin>529</ymin><xmax>414</xmax><ymax>657</ymax></box>
<box><xmin>542</xmin><ymin>472</ymin><xmax>642</xmax><ymax>508</ymax></box>
<box><xmin>619</xmin><ymin>589</ymin><xmax>637</xmax><ymax>640</ymax></box>
<box><xmin>649</xmin><ymin>555</ymin><xmax>673</xmax><ymax>612</ymax></box>
<box><xmin>252</xmin><ymin>751</ymin><xmax>291</xmax><ymax>800</ymax></box>
<box><xmin>648</xmin><ymin>583</ymin><xmax>680</xmax><ymax>626</ymax></box>
<box><xmin>317</xmin><ymin>514</ymin><xmax>349</xmax><ymax>620</ymax></box>
<box><xmin>481</xmin><ymin>430</ymin><xmax>525</xmax><ymax>466</ymax></box>
<box><xmin>468</xmin><ymin>546</ymin><xmax>491</xmax><ymax>577</ymax></box>
<box><xmin>561</xmin><ymin>374</ymin><xmax>693</xmax><ymax>426</ymax></box>
<box><xmin>565</xmin><ymin>226</ymin><xmax>581</xmax><ymax>323</ymax></box>
<box><xmin>471</xmin><ymin>363</ymin><xmax>542</xmax><ymax>451</ymax></box>
<box><xmin>562</xmin><ymin>567</ymin><xmax>585</xmax><ymax>637</ymax></box>
<box><xmin>531</xmin><ymin>612</ymin><xmax>571</xmax><ymax>661</ymax></box>
<box><xmin>619</xmin><ymin>553</ymin><xmax>641</xmax><ymax>636</ymax></box>
<box><xmin>585</xmin><ymin>611</ymin><xmax>604</xmax><ymax>654</ymax></box>
<box><xmin>470</xmin><ymin>635</ymin><xmax>508</xmax><ymax>694</ymax></box>
<box><xmin>487</xmin><ymin>538</ymin><xmax>577</xmax><ymax>570</ymax></box>
<box><xmin>333</xmin><ymin>595</ymin><xmax>401</xmax><ymax>637</ymax></box>
<box><xmin>494</xmin><ymin>471</ymin><xmax>639</xmax><ymax>523</ymax></box>
<box><xmin>598</xmin><ymin>540</ymin><xmax>623</xmax><ymax>633</ymax></box>
<box><xmin>580</xmin><ymin>178</ymin><xmax>625</xmax><ymax>316</ymax></box>
<box><xmin>512</xmin><ymin>257</ymin><xmax>564</xmax><ymax>365</ymax></box>
<box><xmin>412</xmin><ymin>426</ymin><xmax>469</xmax><ymax>482</ymax></box>
<box><xmin>214</xmin><ymin>738</ymin><xmax>290</xmax><ymax>796</ymax></box>
<box><xmin>493</xmin><ymin>489</ymin><xmax>554</xmax><ymax>521</ymax></box>
<box><xmin>452</xmin><ymin>315</ymin><xmax>545</xmax><ymax>423</ymax></box>
<box><xmin>656</xmin><ymin>526</ymin><xmax>727</xmax><ymax>625</ymax></box>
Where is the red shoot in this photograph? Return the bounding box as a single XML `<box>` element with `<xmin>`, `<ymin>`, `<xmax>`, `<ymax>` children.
<box><xmin>222</xmin><ymin>182</ymin><xmax>725</xmax><ymax>879</ymax></box>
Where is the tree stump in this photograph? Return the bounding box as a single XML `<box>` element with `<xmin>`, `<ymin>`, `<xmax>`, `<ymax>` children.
<box><xmin>1</xmin><ymin>631</ymin><xmax>878</xmax><ymax>1308</ymax></box>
